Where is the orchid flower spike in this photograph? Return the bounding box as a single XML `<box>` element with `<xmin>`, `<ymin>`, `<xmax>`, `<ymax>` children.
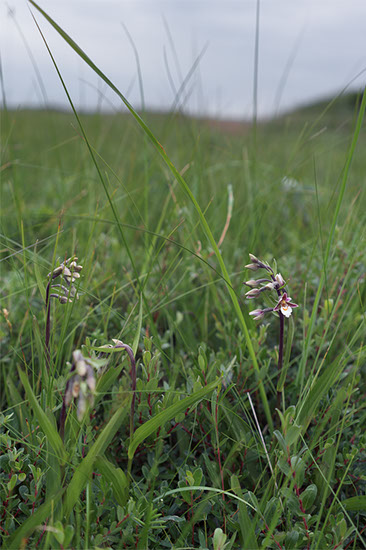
<box><xmin>243</xmin><ymin>253</ymin><xmax>299</xmax><ymax>321</ymax></box>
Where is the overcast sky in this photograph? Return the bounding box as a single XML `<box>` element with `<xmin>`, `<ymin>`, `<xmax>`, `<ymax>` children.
<box><xmin>1</xmin><ymin>0</ymin><xmax>366</xmax><ymax>119</ymax></box>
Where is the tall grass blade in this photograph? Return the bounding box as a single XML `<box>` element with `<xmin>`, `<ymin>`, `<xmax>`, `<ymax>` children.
<box><xmin>296</xmin><ymin>87</ymin><xmax>366</xmax><ymax>387</ymax></box>
<box><xmin>18</xmin><ymin>367</ymin><xmax>66</xmax><ymax>462</ymax></box>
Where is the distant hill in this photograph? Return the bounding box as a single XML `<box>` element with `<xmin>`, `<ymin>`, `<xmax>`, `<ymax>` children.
<box><xmin>275</xmin><ymin>90</ymin><xmax>365</xmax><ymax>125</ymax></box>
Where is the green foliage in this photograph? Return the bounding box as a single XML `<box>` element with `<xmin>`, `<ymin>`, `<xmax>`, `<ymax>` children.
<box><xmin>1</xmin><ymin>4</ymin><xmax>365</xmax><ymax>547</ymax></box>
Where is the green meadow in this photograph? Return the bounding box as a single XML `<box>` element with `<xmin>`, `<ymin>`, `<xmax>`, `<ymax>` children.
<box><xmin>1</xmin><ymin>7</ymin><xmax>366</xmax><ymax>549</ymax></box>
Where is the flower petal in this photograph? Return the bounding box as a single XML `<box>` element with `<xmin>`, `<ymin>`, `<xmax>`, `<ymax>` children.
<box><xmin>280</xmin><ymin>305</ymin><xmax>292</xmax><ymax>318</ymax></box>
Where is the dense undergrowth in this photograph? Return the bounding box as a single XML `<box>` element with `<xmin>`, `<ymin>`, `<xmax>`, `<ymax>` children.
<box><xmin>1</xmin><ymin>6</ymin><xmax>366</xmax><ymax>548</ymax></box>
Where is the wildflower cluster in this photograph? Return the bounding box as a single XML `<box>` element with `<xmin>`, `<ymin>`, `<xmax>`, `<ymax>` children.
<box><xmin>47</xmin><ymin>256</ymin><xmax>83</xmax><ymax>304</ymax></box>
<box><xmin>244</xmin><ymin>253</ymin><xmax>298</xmax><ymax>320</ymax></box>
<box><xmin>64</xmin><ymin>350</ymin><xmax>96</xmax><ymax>420</ymax></box>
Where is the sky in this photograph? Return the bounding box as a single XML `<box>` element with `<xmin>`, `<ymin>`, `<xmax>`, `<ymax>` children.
<box><xmin>1</xmin><ymin>0</ymin><xmax>366</xmax><ymax>119</ymax></box>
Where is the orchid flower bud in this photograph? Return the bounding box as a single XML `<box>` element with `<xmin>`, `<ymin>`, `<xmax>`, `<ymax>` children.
<box><xmin>249</xmin><ymin>309</ymin><xmax>265</xmax><ymax>320</ymax></box>
<box><xmin>244</xmin><ymin>279</ymin><xmax>259</xmax><ymax>287</ymax></box>
<box><xmin>249</xmin><ymin>253</ymin><xmax>260</xmax><ymax>263</ymax></box>
<box><xmin>245</xmin><ymin>263</ymin><xmax>260</xmax><ymax>271</ymax></box>
<box><xmin>245</xmin><ymin>288</ymin><xmax>261</xmax><ymax>298</ymax></box>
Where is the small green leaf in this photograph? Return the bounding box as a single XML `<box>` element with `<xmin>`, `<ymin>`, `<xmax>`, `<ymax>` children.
<box><xmin>285</xmin><ymin>424</ymin><xmax>302</xmax><ymax>448</ymax></box>
<box><xmin>193</xmin><ymin>468</ymin><xmax>203</xmax><ymax>487</ymax></box>
<box><xmin>301</xmin><ymin>484</ymin><xmax>317</xmax><ymax>511</ymax></box>
<box><xmin>274</xmin><ymin>430</ymin><xmax>287</xmax><ymax>453</ymax></box>
<box><xmin>53</xmin><ymin>521</ymin><xmax>64</xmax><ymax>545</ymax></box>
<box><xmin>64</xmin><ymin>525</ymin><xmax>74</xmax><ymax>548</ymax></box>
<box><xmin>291</xmin><ymin>455</ymin><xmax>305</xmax><ymax>487</ymax></box>
<box><xmin>213</xmin><ymin>528</ymin><xmax>227</xmax><ymax>550</ymax></box>
<box><xmin>263</xmin><ymin>497</ymin><xmax>279</xmax><ymax>524</ymax></box>
<box><xmin>178</xmin><ymin>481</ymin><xmax>192</xmax><ymax>505</ymax></box>
<box><xmin>7</xmin><ymin>474</ymin><xmax>17</xmax><ymax>492</ymax></box>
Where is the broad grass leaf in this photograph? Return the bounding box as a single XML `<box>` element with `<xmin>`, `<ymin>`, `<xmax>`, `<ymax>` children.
<box><xmin>296</xmin><ymin>357</ymin><xmax>347</xmax><ymax>431</ymax></box>
<box><xmin>18</xmin><ymin>367</ymin><xmax>66</xmax><ymax>463</ymax></box>
<box><xmin>63</xmin><ymin>398</ymin><xmax>129</xmax><ymax>518</ymax></box>
<box><xmin>94</xmin><ymin>456</ymin><xmax>128</xmax><ymax>507</ymax></box>
<box><xmin>231</xmin><ymin>474</ymin><xmax>258</xmax><ymax>549</ymax></box>
<box><xmin>7</xmin><ymin>377</ymin><xmax>29</xmax><ymax>435</ymax></box>
<box><xmin>128</xmin><ymin>379</ymin><xmax>220</xmax><ymax>459</ymax></box>
<box><xmin>94</xmin><ymin>363</ymin><xmax>123</xmax><ymax>407</ymax></box>
<box><xmin>340</xmin><ymin>496</ymin><xmax>366</xmax><ymax>512</ymax></box>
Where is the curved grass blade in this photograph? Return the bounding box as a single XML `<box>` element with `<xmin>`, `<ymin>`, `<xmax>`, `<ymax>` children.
<box><xmin>63</xmin><ymin>398</ymin><xmax>129</xmax><ymax>518</ymax></box>
<box><xmin>154</xmin><ymin>485</ymin><xmax>257</xmax><ymax>512</ymax></box>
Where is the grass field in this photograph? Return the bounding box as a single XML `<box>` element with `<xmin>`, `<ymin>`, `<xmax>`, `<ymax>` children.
<box><xmin>1</xmin><ymin>9</ymin><xmax>366</xmax><ymax>548</ymax></box>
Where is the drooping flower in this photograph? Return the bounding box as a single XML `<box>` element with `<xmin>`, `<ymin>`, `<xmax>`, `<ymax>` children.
<box><xmin>249</xmin><ymin>309</ymin><xmax>264</xmax><ymax>320</ymax></box>
<box><xmin>273</xmin><ymin>292</ymin><xmax>298</xmax><ymax>318</ymax></box>
<box><xmin>244</xmin><ymin>279</ymin><xmax>260</xmax><ymax>288</ymax></box>
<box><xmin>245</xmin><ymin>288</ymin><xmax>261</xmax><ymax>299</ymax></box>
<box><xmin>249</xmin><ymin>308</ymin><xmax>273</xmax><ymax>320</ymax></box>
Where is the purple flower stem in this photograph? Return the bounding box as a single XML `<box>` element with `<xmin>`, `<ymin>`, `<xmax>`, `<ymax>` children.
<box><xmin>59</xmin><ymin>363</ymin><xmax>76</xmax><ymax>441</ymax></box>
<box><xmin>59</xmin><ymin>397</ymin><xmax>67</xmax><ymax>441</ymax></box>
<box><xmin>272</xmin><ymin>275</ymin><xmax>285</xmax><ymax>413</ymax></box>
<box><xmin>45</xmin><ymin>281</ymin><xmax>52</xmax><ymax>372</ymax></box>
<box><xmin>114</xmin><ymin>343</ymin><xmax>137</xmax><ymax>441</ymax></box>
<box><xmin>277</xmin><ymin>312</ymin><xmax>284</xmax><ymax>412</ymax></box>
